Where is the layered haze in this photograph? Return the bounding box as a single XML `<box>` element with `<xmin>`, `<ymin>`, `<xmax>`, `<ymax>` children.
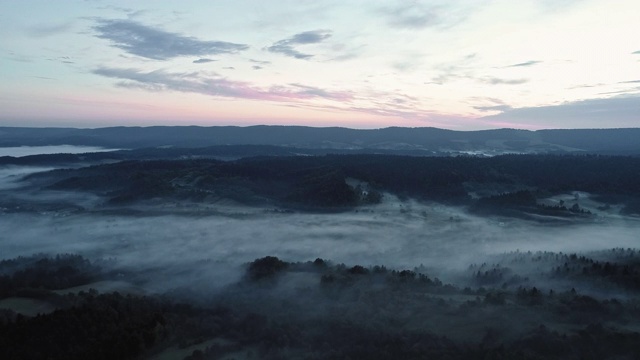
<box><xmin>2</xmin><ymin>187</ymin><xmax>639</xmax><ymax>296</ymax></box>
<box><xmin>4</xmin><ymin>144</ymin><xmax>640</xmax><ymax>359</ymax></box>
<box><xmin>2</xmin><ymin>144</ymin><xmax>640</xmax><ymax>297</ymax></box>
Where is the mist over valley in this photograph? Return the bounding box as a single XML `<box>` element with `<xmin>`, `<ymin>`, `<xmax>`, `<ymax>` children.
<box><xmin>4</xmin><ymin>0</ymin><xmax>640</xmax><ymax>356</ymax></box>
<box><xmin>2</xmin><ymin>133</ymin><xmax>640</xmax><ymax>359</ymax></box>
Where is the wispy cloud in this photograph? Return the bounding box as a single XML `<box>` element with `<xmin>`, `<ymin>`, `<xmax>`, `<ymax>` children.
<box><xmin>482</xmin><ymin>96</ymin><xmax>640</xmax><ymax>128</ymax></box>
<box><xmin>7</xmin><ymin>52</ymin><xmax>33</xmax><ymax>63</ymax></box>
<box><xmin>568</xmin><ymin>83</ymin><xmax>606</xmax><ymax>89</ymax></box>
<box><xmin>250</xmin><ymin>59</ymin><xmax>271</xmax><ymax>65</ymax></box>
<box><xmin>92</xmin><ymin>67</ymin><xmax>352</xmax><ymax>102</ymax></box>
<box><xmin>467</xmin><ymin>96</ymin><xmax>512</xmax><ymax>113</ymax></box>
<box><xmin>632</xmin><ymin>50</ymin><xmax>640</xmax><ymax>54</ymax></box>
<box><xmin>381</xmin><ymin>2</ymin><xmax>474</xmax><ymax>30</ymax></box>
<box><xmin>96</xmin><ymin>5</ymin><xmax>137</xmax><ymax>15</ymax></box>
<box><xmin>480</xmin><ymin>77</ymin><xmax>529</xmax><ymax>85</ymax></box>
<box><xmin>93</xmin><ymin>66</ymin><xmax>448</xmax><ymax>122</ymax></box>
<box><xmin>46</xmin><ymin>56</ymin><xmax>75</xmax><ymax>65</ymax></box>
<box><xmin>293</xmin><ymin>90</ymin><xmax>456</xmax><ymax>125</ymax></box>
<box><xmin>383</xmin><ymin>3</ymin><xmax>439</xmax><ymax>29</ymax></box>
<box><xmin>26</xmin><ymin>21</ymin><xmax>73</xmax><ymax>37</ymax></box>
<box><xmin>250</xmin><ymin>59</ymin><xmax>270</xmax><ymax>70</ymax></box>
<box><xmin>193</xmin><ymin>58</ymin><xmax>215</xmax><ymax>64</ymax></box>
<box><xmin>619</xmin><ymin>80</ymin><xmax>640</xmax><ymax>84</ymax></box>
<box><xmin>287</xmin><ymin>83</ymin><xmax>348</xmax><ymax>99</ymax></box>
<box><xmin>267</xmin><ymin>30</ymin><xmax>331</xmax><ymax>59</ymax></box>
<box><xmin>392</xmin><ymin>60</ymin><xmax>421</xmax><ymax>72</ymax></box>
<box><xmin>504</xmin><ymin>60</ymin><xmax>542</xmax><ymax>68</ymax></box>
<box><xmin>427</xmin><ymin>53</ymin><xmax>478</xmax><ymax>84</ymax></box>
<box><xmin>474</xmin><ymin>104</ymin><xmax>512</xmax><ymax>112</ymax></box>
<box><xmin>597</xmin><ymin>86</ymin><xmax>640</xmax><ymax>96</ymax></box>
<box><xmin>93</xmin><ymin>19</ymin><xmax>248</xmax><ymax>60</ymax></box>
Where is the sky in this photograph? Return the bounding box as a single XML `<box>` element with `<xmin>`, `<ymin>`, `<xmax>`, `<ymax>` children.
<box><xmin>0</xmin><ymin>0</ymin><xmax>639</xmax><ymax>130</ymax></box>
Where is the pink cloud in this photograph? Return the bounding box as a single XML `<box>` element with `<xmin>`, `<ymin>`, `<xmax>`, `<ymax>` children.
<box><xmin>93</xmin><ymin>67</ymin><xmax>353</xmax><ymax>103</ymax></box>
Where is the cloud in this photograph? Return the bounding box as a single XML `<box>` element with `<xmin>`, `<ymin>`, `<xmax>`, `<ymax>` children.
<box><xmin>193</xmin><ymin>58</ymin><xmax>216</xmax><ymax>64</ymax></box>
<box><xmin>93</xmin><ymin>19</ymin><xmax>248</xmax><ymax>60</ymax></box>
<box><xmin>598</xmin><ymin>87</ymin><xmax>640</xmax><ymax>96</ymax></box>
<box><xmin>249</xmin><ymin>60</ymin><xmax>269</xmax><ymax>70</ymax></box>
<box><xmin>287</xmin><ymin>83</ymin><xmax>348</xmax><ymax>98</ymax></box>
<box><xmin>7</xmin><ymin>52</ymin><xmax>33</xmax><ymax>63</ymax></box>
<box><xmin>327</xmin><ymin>51</ymin><xmax>362</xmax><ymax>62</ymax></box>
<box><xmin>481</xmin><ymin>96</ymin><xmax>640</xmax><ymax>128</ymax></box>
<box><xmin>290</xmin><ymin>30</ymin><xmax>332</xmax><ymax>44</ymax></box>
<box><xmin>383</xmin><ymin>3</ymin><xmax>439</xmax><ymax>29</ymax></box>
<box><xmin>381</xmin><ymin>2</ymin><xmax>474</xmax><ymax>30</ymax></box>
<box><xmin>568</xmin><ymin>83</ymin><xmax>605</xmax><ymax>89</ymax></box>
<box><xmin>26</xmin><ymin>22</ymin><xmax>73</xmax><ymax>37</ymax></box>
<box><xmin>480</xmin><ymin>77</ymin><xmax>529</xmax><ymax>85</ymax></box>
<box><xmin>504</xmin><ymin>60</ymin><xmax>542</xmax><ymax>68</ymax></box>
<box><xmin>632</xmin><ymin>50</ymin><xmax>640</xmax><ymax>54</ymax></box>
<box><xmin>474</xmin><ymin>105</ymin><xmax>513</xmax><ymax>112</ymax></box>
<box><xmin>619</xmin><ymin>80</ymin><xmax>640</xmax><ymax>84</ymax></box>
<box><xmin>428</xmin><ymin>53</ymin><xmax>478</xmax><ymax>84</ymax></box>
<box><xmin>250</xmin><ymin>59</ymin><xmax>271</xmax><ymax>65</ymax></box>
<box><xmin>392</xmin><ymin>61</ymin><xmax>420</xmax><ymax>72</ymax></box>
<box><xmin>468</xmin><ymin>97</ymin><xmax>512</xmax><ymax>113</ymax></box>
<box><xmin>46</xmin><ymin>56</ymin><xmax>75</xmax><ymax>65</ymax></box>
<box><xmin>267</xmin><ymin>30</ymin><xmax>331</xmax><ymax>59</ymax></box>
<box><xmin>96</xmin><ymin>5</ymin><xmax>136</xmax><ymax>15</ymax></box>
<box><xmin>287</xmin><ymin>90</ymin><xmax>460</xmax><ymax>126</ymax></box>
<box><xmin>92</xmin><ymin>67</ymin><xmax>352</xmax><ymax>102</ymax></box>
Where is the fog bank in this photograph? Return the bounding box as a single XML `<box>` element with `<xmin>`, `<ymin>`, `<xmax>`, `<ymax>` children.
<box><xmin>1</xmin><ymin>195</ymin><xmax>639</xmax><ymax>294</ymax></box>
<box><xmin>0</xmin><ymin>145</ymin><xmax>119</xmax><ymax>157</ymax></box>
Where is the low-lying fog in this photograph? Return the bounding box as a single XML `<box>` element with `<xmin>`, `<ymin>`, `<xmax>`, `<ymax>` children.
<box><xmin>1</xmin><ymin>194</ymin><xmax>639</xmax><ymax>294</ymax></box>
<box><xmin>2</xmin><ymin>149</ymin><xmax>640</xmax><ymax>297</ymax></box>
<box><xmin>0</xmin><ymin>145</ymin><xmax>118</xmax><ymax>191</ymax></box>
<box><xmin>0</xmin><ymin>166</ymin><xmax>58</xmax><ymax>190</ymax></box>
<box><xmin>0</xmin><ymin>145</ymin><xmax>119</xmax><ymax>157</ymax></box>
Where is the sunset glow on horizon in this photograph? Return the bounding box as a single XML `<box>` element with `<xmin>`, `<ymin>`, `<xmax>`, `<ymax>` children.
<box><xmin>1</xmin><ymin>0</ymin><xmax>639</xmax><ymax>130</ymax></box>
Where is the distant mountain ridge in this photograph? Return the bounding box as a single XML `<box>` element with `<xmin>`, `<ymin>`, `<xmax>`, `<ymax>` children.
<box><xmin>1</xmin><ymin>126</ymin><xmax>639</xmax><ymax>155</ymax></box>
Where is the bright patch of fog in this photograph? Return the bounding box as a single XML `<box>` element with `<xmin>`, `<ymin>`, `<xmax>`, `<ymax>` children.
<box><xmin>0</xmin><ymin>145</ymin><xmax>120</xmax><ymax>191</ymax></box>
<box><xmin>0</xmin><ymin>145</ymin><xmax>119</xmax><ymax>157</ymax></box>
<box><xmin>1</xmin><ymin>194</ymin><xmax>639</xmax><ymax>294</ymax></box>
<box><xmin>0</xmin><ymin>166</ymin><xmax>57</xmax><ymax>190</ymax></box>
<box><xmin>539</xmin><ymin>191</ymin><xmax>627</xmax><ymax>218</ymax></box>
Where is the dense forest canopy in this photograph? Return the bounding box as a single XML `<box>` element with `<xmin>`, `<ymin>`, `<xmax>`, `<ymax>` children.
<box><xmin>3</xmin><ymin>145</ymin><xmax>640</xmax><ymax>359</ymax></box>
<box><xmin>13</xmin><ymin>153</ymin><xmax>640</xmax><ymax>216</ymax></box>
<box><xmin>2</xmin><ymin>126</ymin><xmax>640</xmax><ymax>155</ymax></box>
<box><xmin>2</xmin><ymin>251</ymin><xmax>640</xmax><ymax>359</ymax></box>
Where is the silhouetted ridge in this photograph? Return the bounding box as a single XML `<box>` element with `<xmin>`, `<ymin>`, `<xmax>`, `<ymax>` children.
<box><xmin>2</xmin><ymin>126</ymin><xmax>639</xmax><ymax>154</ymax></box>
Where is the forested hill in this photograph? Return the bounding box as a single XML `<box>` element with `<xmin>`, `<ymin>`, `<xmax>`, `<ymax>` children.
<box><xmin>2</xmin><ymin>126</ymin><xmax>640</xmax><ymax>155</ymax></box>
<box><xmin>4</xmin><ymin>252</ymin><xmax>640</xmax><ymax>359</ymax></box>
<box><xmin>21</xmin><ymin>154</ymin><xmax>640</xmax><ymax>215</ymax></box>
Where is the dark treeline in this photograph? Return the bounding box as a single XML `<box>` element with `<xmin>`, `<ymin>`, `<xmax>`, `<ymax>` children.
<box><xmin>468</xmin><ymin>248</ymin><xmax>640</xmax><ymax>294</ymax></box>
<box><xmin>3</xmin><ymin>126</ymin><xmax>640</xmax><ymax>154</ymax></box>
<box><xmin>21</xmin><ymin>154</ymin><xmax>640</xmax><ymax>214</ymax></box>
<box><xmin>0</xmin><ymin>254</ymin><xmax>102</xmax><ymax>298</ymax></box>
<box><xmin>471</xmin><ymin>190</ymin><xmax>593</xmax><ymax>217</ymax></box>
<box><xmin>2</xmin><ymin>253</ymin><xmax>640</xmax><ymax>359</ymax></box>
<box><xmin>0</xmin><ymin>144</ymin><xmax>443</xmax><ymax>166</ymax></box>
